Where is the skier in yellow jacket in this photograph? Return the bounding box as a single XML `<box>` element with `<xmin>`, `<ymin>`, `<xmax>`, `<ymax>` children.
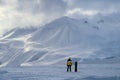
<box><xmin>66</xmin><ymin>57</ymin><xmax>72</xmax><ymax>72</ymax></box>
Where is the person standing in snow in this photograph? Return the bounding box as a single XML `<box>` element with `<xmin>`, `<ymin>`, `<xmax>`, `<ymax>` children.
<box><xmin>66</xmin><ymin>57</ymin><xmax>72</xmax><ymax>72</ymax></box>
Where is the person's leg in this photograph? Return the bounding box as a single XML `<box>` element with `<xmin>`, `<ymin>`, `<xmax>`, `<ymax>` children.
<box><xmin>68</xmin><ymin>66</ymin><xmax>70</xmax><ymax>72</ymax></box>
<box><xmin>67</xmin><ymin>66</ymin><xmax>69</xmax><ymax>72</ymax></box>
<box><xmin>70</xmin><ymin>66</ymin><xmax>71</xmax><ymax>72</ymax></box>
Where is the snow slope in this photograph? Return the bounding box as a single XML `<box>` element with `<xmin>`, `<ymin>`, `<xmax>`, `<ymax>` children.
<box><xmin>0</xmin><ymin>15</ymin><xmax>120</xmax><ymax>67</ymax></box>
<box><xmin>0</xmin><ymin>64</ymin><xmax>120</xmax><ymax>80</ymax></box>
<box><xmin>29</xmin><ymin>17</ymin><xmax>104</xmax><ymax>48</ymax></box>
<box><xmin>2</xmin><ymin>27</ymin><xmax>37</xmax><ymax>39</ymax></box>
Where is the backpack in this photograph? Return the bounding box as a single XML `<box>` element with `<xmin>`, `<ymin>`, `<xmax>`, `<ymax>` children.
<box><xmin>67</xmin><ymin>61</ymin><xmax>72</xmax><ymax>66</ymax></box>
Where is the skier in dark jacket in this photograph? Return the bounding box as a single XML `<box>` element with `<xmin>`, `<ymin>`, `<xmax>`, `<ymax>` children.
<box><xmin>66</xmin><ymin>57</ymin><xmax>72</xmax><ymax>72</ymax></box>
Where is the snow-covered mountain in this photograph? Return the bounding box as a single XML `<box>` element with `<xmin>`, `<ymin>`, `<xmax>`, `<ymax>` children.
<box><xmin>0</xmin><ymin>16</ymin><xmax>120</xmax><ymax>67</ymax></box>
<box><xmin>29</xmin><ymin>17</ymin><xmax>104</xmax><ymax>48</ymax></box>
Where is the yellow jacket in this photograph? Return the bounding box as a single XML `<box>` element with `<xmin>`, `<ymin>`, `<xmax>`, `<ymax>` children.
<box><xmin>67</xmin><ymin>61</ymin><xmax>72</xmax><ymax>66</ymax></box>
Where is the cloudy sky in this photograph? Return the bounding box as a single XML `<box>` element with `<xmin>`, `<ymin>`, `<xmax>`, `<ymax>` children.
<box><xmin>0</xmin><ymin>0</ymin><xmax>120</xmax><ymax>35</ymax></box>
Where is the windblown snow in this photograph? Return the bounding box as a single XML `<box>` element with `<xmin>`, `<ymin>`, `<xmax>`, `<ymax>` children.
<box><xmin>0</xmin><ymin>15</ymin><xmax>120</xmax><ymax>67</ymax></box>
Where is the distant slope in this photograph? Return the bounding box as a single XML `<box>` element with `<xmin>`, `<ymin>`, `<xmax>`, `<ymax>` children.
<box><xmin>2</xmin><ymin>27</ymin><xmax>37</xmax><ymax>39</ymax></box>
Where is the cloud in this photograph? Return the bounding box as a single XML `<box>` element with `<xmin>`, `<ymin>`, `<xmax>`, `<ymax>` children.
<box><xmin>0</xmin><ymin>0</ymin><xmax>67</xmax><ymax>35</ymax></box>
<box><xmin>65</xmin><ymin>0</ymin><xmax>120</xmax><ymax>11</ymax></box>
<box><xmin>66</xmin><ymin>8</ymin><xmax>98</xmax><ymax>16</ymax></box>
<box><xmin>64</xmin><ymin>0</ymin><xmax>120</xmax><ymax>19</ymax></box>
<box><xmin>0</xmin><ymin>0</ymin><xmax>120</xmax><ymax>35</ymax></box>
<box><xmin>17</xmin><ymin>0</ymin><xmax>67</xmax><ymax>14</ymax></box>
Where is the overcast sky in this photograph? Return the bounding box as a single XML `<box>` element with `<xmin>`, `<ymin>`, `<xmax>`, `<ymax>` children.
<box><xmin>0</xmin><ymin>0</ymin><xmax>120</xmax><ymax>35</ymax></box>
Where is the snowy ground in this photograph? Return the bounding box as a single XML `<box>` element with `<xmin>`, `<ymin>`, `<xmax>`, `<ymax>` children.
<box><xmin>0</xmin><ymin>63</ymin><xmax>120</xmax><ymax>80</ymax></box>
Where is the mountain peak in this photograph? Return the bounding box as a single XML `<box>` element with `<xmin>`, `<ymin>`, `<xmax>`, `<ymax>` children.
<box><xmin>53</xmin><ymin>16</ymin><xmax>75</xmax><ymax>23</ymax></box>
<box><xmin>56</xmin><ymin>16</ymin><xmax>73</xmax><ymax>21</ymax></box>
